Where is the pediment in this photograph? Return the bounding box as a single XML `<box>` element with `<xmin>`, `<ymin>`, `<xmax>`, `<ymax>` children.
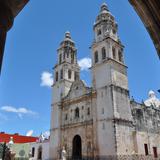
<box><xmin>65</xmin><ymin>80</ymin><xmax>90</xmax><ymax>100</ymax></box>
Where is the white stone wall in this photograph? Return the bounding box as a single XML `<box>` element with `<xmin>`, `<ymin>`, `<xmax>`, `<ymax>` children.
<box><xmin>50</xmin><ymin>3</ymin><xmax>160</xmax><ymax>160</ymax></box>
<box><xmin>96</xmin><ymin>120</ymin><xmax>116</xmax><ymax>156</ymax></box>
<box><xmin>133</xmin><ymin>131</ymin><xmax>160</xmax><ymax>156</ymax></box>
<box><xmin>116</xmin><ymin>124</ymin><xmax>134</xmax><ymax>155</ymax></box>
<box><xmin>62</xmin><ymin>101</ymin><xmax>92</xmax><ymax>126</ymax></box>
<box><xmin>113</xmin><ymin>88</ymin><xmax>132</xmax><ymax>121</ymax></box>
<box><xmin>49</xmin><ymin>103</ymin><xmax>61</xmax><ymax>160</ymax></box>
<box><xmin>29</xmin><ymin>141</ymin><xmax>49</xmax><ymax>160</ymax></box>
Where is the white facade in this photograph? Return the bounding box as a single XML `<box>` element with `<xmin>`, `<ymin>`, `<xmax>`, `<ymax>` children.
<box><xmin>49</xmin><ymin>3</ymin><xmax>160</xmax><ymax>160</ymax></box>
<box><xmin>29</xmin><ymin>141</ymin><xmax>49</xmax><ymax>160</ymax></box>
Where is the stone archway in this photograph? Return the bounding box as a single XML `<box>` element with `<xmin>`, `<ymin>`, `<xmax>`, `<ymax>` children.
<box><xmin>72</xmin><ymin>135</ymin><xmax>82</xmax><ymax>160</ymax></box>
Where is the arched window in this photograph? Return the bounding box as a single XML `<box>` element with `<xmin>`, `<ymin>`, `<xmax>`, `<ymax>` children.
<box><xmin>67</xmin><ymin>52</ymin><xmax>69</xmax><ymax>58</ymax></box>
<box><xmin>118</xmin><ymin>50</ymin><xmax>123</xmax><ymax>62</ymax></box>
<box><xmin>60</xmin><ymin>69</ymin><xmax>63</xmax><ymax>79</ymax></box>
<box><xmin>31</xmin><ymin>147</ymin><xmax>35</xmax><ymax>157</ymax></box>
<box><xmin>112</xmin><ymin>29</ymin><xmax>116</xmax><ymax>34</ymax></box>
<box><xmin>38</xmin><ymin>146</ymin><xmax>42</xmax><ymax>160</ymax></box>
<box><xmin>75</xmin><ymin>108</ymin><xmax>79</xmax><ymax>118</ymax></box>
<box><xmin>102</xmin><ymin>47</ymin><xmax>106</xmax><ymax>60</ymax></box>
<box><xmin>97</xmin><ymin>29</ymin><xmax>102</xmax><ymax>36</ymax></box>
<box><xmin>74</xmin><ymin>72</ymin><xmax>79</xmax><ymax>81</ymax></box>
<box><xmin>71</xmin><ymin>53</ymin><xmax>74</xmax><ymax>63</ymax></box>
<box><xmin>102</xmin><ymin>108</ymin><xmax>104</xmax><ymax>114</ymax></box>
<box><xmin>94</xmin><ymin>51</ymin><xmax>98</xmax><ymax>63</ymax></box>
<box><xmin>55</xmin><ymin>72</ymin><xmax>58</xmax><ymax>82</ymax></box>
<box><xmin>68</xmin><ymin>69</ymin><xmax>72</xmax><ymax>79</ymax></box>
<box><xmin>87</xmin><ymin>108</ymin><xmax>90</xmax><ymax>115</ymax></box>
<box><xmin>65</xmin><ymin>114</ymin><xmax>68</xmax><ymax>120</ymax></box>
<box><xmin>59</xmin><ymin>54</ymin><xmax>62</xmax><ymax>64</ymax></box>
<box><xmin>112</xmin><ymin>47</ymin><xmax>116</xmax><ymax>59</ymax></box>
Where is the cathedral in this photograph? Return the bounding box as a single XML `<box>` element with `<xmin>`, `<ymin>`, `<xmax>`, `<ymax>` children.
<box><xmin>49</xmin><ymin>3</ymin><xmax>160</xmax><ymax>160</ymax></box>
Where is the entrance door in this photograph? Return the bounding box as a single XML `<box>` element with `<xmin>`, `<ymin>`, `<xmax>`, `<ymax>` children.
<box><xmin>72</xmin><ymin>135</ymin><xmax>82</xmax><ymax>160</ymax></box>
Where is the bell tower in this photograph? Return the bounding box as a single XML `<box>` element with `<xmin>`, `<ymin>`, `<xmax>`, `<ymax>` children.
<box><xmin>52</xmin><ymin>31</ymin><xmax>80</xmax><ymax>103</ymax></box>
<box><xmin>92</xmin><ymin>3</ymin><xmax>127</xmax><ymax>90</ymax></box>
<box><xmin>50</xmin><ymin>32</ymin><xmax>80</xmax><ymax>159</ymax></box>
<box><xmin>91</xmin><ymin>3</ymin><xmax>134</xmax><ymax>157</ymax></box>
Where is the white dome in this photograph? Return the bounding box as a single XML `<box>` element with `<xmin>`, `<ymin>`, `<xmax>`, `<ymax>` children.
<box><xmin>148</xmin><ymin>90</ymin><xmax>156</xmax><ymax>98</ymax></box>
<box><xmin>100</xmin><ymin>2</ymin><xmax>109</xmax><ymax>13</ymax></box>
<box><xmin>65</xmin><ymin>31</ymin><xmax>71</xmax><ymax>38</ymax></box>
<box><xmin>144</xmin><ymin>90</ymin><xmax>160</xmax><ymax>108</ymax></box>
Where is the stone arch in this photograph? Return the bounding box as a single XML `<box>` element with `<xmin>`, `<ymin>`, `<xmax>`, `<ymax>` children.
<box><xmin>102</xmin><ymin>47</ymin><xmax>106</xmax><ymax>59</ymax></box>
<box><xmin>72</xmin><ymin>135</ymin><xmax>82</xmax><ymax>159</ymax></box>
<box><xmin>94</xmin><ymin>51</ymin><xmax>98</xmax><ymax>63</ymax></box>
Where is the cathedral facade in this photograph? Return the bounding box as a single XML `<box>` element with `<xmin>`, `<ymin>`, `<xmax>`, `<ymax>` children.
<box><xmin>49</xmin><ymin>3</ymin><xmax>160</xmax><ymax>160</ymax></box>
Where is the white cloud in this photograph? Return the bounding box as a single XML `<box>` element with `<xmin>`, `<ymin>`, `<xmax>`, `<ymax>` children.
<box><xmin>78</xmin><ymin>57</ymin><xmax>92</xmax><ymax>71</ymax></box>
<box><xmin>26</xmin><ymin>130</ymin><xmax>34</xmax><ymax>136</ymax></box>
<box><xmin>40</xmin><ymin>71</ymin><xmax>53</xmax><ymax>87</ymax></box>
<box><xmin>1</xmin><ymin>106</ymin><xmax>37</xmax><ymax>118</ymax></box>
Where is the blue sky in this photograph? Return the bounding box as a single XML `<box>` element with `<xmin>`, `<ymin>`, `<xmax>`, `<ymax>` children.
<box><xmin>0</xmin><ymin>0</ymin><xmax>159</xmax><ymax>136</ymax></box>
